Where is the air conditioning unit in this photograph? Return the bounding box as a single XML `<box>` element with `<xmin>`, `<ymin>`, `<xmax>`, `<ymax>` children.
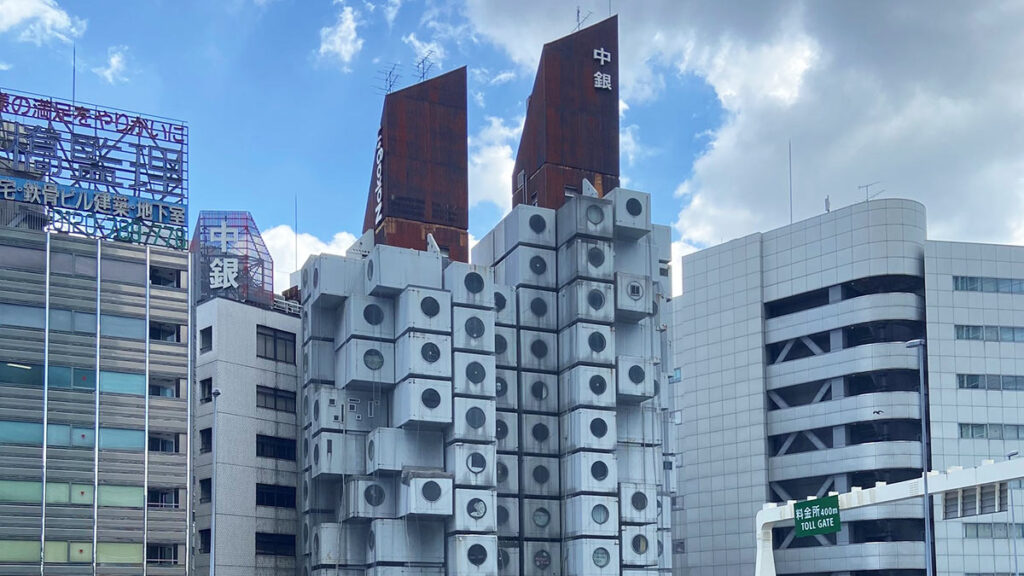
<box><xmin>521</xmin><ymin>540</ymin><xmax>560</xmax><ymax>576</ymax></box>
<box><xmin>338</xmin><ymin>294</ymin><xmax>396</xmax><ymax>344</ymax></box>
<box><xmin>520</xmin><ymin>413</ymin><xmax>559</xmax><ymax>455</ymax></box>
<box><xmin>496</xmin><ymin>453</ymin><xmax>518</xmax><ymax>495</ymax></box>
<box><xmin>446</xmin><ymin>442</ymin><xmax>496</xmax><ymax>488</ymax></box>
<box><xmin>495</xmin><ymin>368</ymin><xmax>518</xmax><ymax>410</ymax></box>
<box><xmin>494</xmin><ymin>325</ymin><xmax>518</xmax><ymax>369</ymax></box>
<box><xmin>366</xmin><ymin>518</ymin><xmax>445</xmax><ymax>564</ymax></box>
<box><xmin>392</xmin><ymin>378</ymin><xmax>453</xmax><ymax>429</ymax></box>
<box><xmin>605</xmin><ymin>188</ymin><xmax>652</xmax><ymax>240</ymax></box>
<box><xmin>496</xmin><ymin>497</ymin><xmax>519</xmax><ymax>538</ymax></box>
<box><xmin>614</xmin><ymin>444</ymin><xmax>661</xmax><ymax>485</ymax></box>
<box><xmin>557</xmin><ymin>322</ymin><xmax>615</xmax><ymax>371</ymax></box>
<box><xmin>365</xmin><ymin>244</ymin><xmax>443</xmax><ymax>296</ymax></box>
<box><xmin>497</xmin><ymin>541</ymin><xmax>520</xmax><ymax>576</ymax></box>
<box><xmin>520</xmin><ymin>498</ymin><xmax>561</xmax><ymax>540</ymax></box>
<box><xmin>616</xmin><ymin>355</ymin><xmax>656</xmax><ymax>404</ymax></box>
<box><xmin>518</xmin><ymin>372</ymin><xmax>558</xmax><ymax>414</ymax></box>
<box><xmin>517</xmin><ymin>329</ymin><xmax>558</xmax><ymax>373</ymax></box>
<box><xmin>563</xmin><ymin>537</ymin><xmax>620</xmax><ymax>576</ymax></box>
<box><xmin>395</xmin><ymin>331</ymin><xmax>452</xmax><ymax>381</ymax></box>
<box><xmin>397</xmin><ymin>472</ymin><xmax>453</xmax><ymax>517</ymax></box>
<box><xmin>342</xmin><ymin>476</ymin><xmax>396</xmax><ymax>521</ymax></box>
<box><xmin>449</xmin><ymin>488</ymin><xmax>498</xmax><ymax>533</ymax></box>
<box><xmin>312</xmin><ymin>431</ymin><xmax>366</xmax><ymax>478</ymax></box>
<box><xmin>561</xmin><ymin>408</ymin><xmax>617</xmax><ymax>453</ymax></box>
<box><xmin>561</xmin><ymin>450</ymin><xmax>617</xmax><ymax>496</ymax></box>
<box><xmin>452</xmin><ymin>307</ymin><xmax>496</xmax><ymax>354</ymax></box>
<box><xmin>312</xmin><ymin>522</ymin><xmax>368</xmax><ymax>568</ymax></box>
<box><xmin>616</xmin><ymin>404</ymin><xmax>663</xmax><ymax>446</ymax></box>
<box><xmin>493</xmin><ymin>245</ymin><xmax>556</xmax><ymax>290</ymax></box>
<box><xmin>615</xmin><ymin>272</ymin><xmax>654</xmax><ymax>322</ymax></box>
<box><xmin>557</xmin><ymin>279</ymin><xmax>615</xmax><ymax>329</ymax></box>
<box><xmin>495</xmin><ymin>411</ymin><xmax>518</xmax><ymax>453</ymax></box>
<box><xmin>520</xmin><ymin>455</ymin><xmax>559</xmax><ymax>497</ymax></box>
<box><xmin>556</xmin><ymin>194</ymin><xmax>614</xmax><ymax>246</ymax></box>
<box><xmin>446</xmin><ymin>397</ymin><xmax>496</xmax><ymax>444</ymax></box>
<box><xmin>493</xmin><ymin>284</ymin><xmax>517</xmax><ymax>327</ymax></box>
<box><xmin>366</xmin><ymin>428</ymin><xmax>444</xmax><ymax>474</ymax></box>
<box><xmin>396</xmin><ymin>287</ymin><xmax>452</xmax><ymax>337</ymax></box>
<box><xmin>515</xmin><ymin>287</ymin><xmax>558</xmax><ymax>332</ymax></box>
<box><xmin>452</xmin><ymin>352</ymin><xmax>496</xmax><ymax>398</ymax></box>
<box><xmin>336</xmin><ymin>339</ymin><xmax>395</xmax><ymax>391</ymax></box>
<box><xmin>620</xmin><ymin>524</ymin><xmax>658</xmax><ymax>567</ymax></box>
<box><xmin>557</xmin><ymin>237</ymin><xmax>614</xmax><ymax>288</ymax></box>
<box><xmin>559</xmin><ymin>365</ymin><xmax>615</xmax><ymax>412</ymax></box>
<box><xmin>502</xmin><ymin>204</ymin><xmax>556</xmax><ymax>251</ymax></box>
<box><xmin>564</xmin><ymin>495</ymin><xmax>620</xmax><ymax>538</ymax></box>
<box><xmin>446</xmin><ymin>534</ymin><xmax>498</xmax><ymax>576</ymax></box>
<box><xmin>444</xmin><ymin>261</ymin><xmax>495</xmax><ymax>310</ymax></box>
<box><xmin>619</xmin><ymin>483</ymin><xmax>658</xmax><ymax>525</ymax></box>
<box><xmin>305</xmin><ymin>339</ymin><xmax>335</xmax><ymax>385</ymax></box>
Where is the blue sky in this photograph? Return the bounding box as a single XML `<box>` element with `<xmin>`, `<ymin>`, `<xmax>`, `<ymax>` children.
<box><xmin>2</xmin><ymin>1</ymin><xmax>1022</xmax><ymax>293</ymax></box>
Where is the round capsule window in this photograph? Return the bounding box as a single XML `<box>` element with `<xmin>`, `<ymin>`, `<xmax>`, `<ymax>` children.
<box><xmin>466</xmin><ymin>361</ymin><xmax>486</xmax><ymax>384</ymax></box>
<box><xmin>313</xmin><ymin>400</ymin><xmax>320</xmax><ymax>421</ymax></box>
<box><xmin>367</xmin><ymin>439</ymin><xmax>375</xmax><ymax>460</ymax></box>
<box><xmin>658</xmin><ymin>539</ymin><xmax>664</xmax><ymax>557</ymax></box>
<box><xmin>629</xmin><ymin>365</ymin><xmax>646</xmax><ymax>384</ymax></box>
<box><xmin>465</xmin><ymin>316</ymin><xmax>486</xmax><ymax>339</ymax></box>
<box><xmin>368</xmin><ymin>529</ymin><xmax>375</xmax><ymax>550</ymax></box>
<box><xmin>593</xmin><ymin>546</ymin><xmax>610</xmax><ymax>567</ymax></box>
<box><xmin>498</xmin><ymin>548</ymin><xmax>510</xmax><ymax>569</ymax></box>
<box><xmin>420</xmin><ymin>296</ymin><xmax>440</xmax><ymax>317</ymax></box>
<box><xmin>588</xmin><ymin>331</ymin><xmax>606</xmax><ymax>352</ymax></box>
<box><xmin>589</xmin><ymin>374</ymin><xmax>607</xmax><ymax>395</ymax></box>
<box><xmin>366</xmin><ymin>260</ymin><xmax>374</xmax><ymax>281</ymax></box>
<box><xmin>626</xmin><ymin>197</ymin><xmax>643</xmax><ymax>216</ymax></box>
<box><xmin>495</xmin><ymin>377</ymin><xmax>507</xmax><ymax>397</ymax></box>
<box><xmin>364</xmin><ymin>484</ymin><xmax>386</xmax><ymax>506</ymax></box>
<box><xmin>632</xmin><ymin>534</ymin><xmax>649</xmax><ymax>555</ymax></box>
<box><xmin>587</xmin><ymin>288</ymin><xmax>606</xmax><ymax>310</ymax></box>
<box><xmin>530</xmin><ymin>380</ymin><xmax>548</xmax><ymax>400</ymax></box>
<box><xmin>313</xmin><ymin>444</ymin><xmax>319</xmax><ymax>464</ymax></box>
<box><xmin>467</xmin><ymin>544</ymin><xmax>488</xmax><ymax>566</ymax></box>
<box><xmin>421</xmin><ymin>388</ymin><xmax>442</xmax><ymax>409</ymax></box>
<box><xmin>530</xmin><ymin>339</ymin><xmax>548</xmax><ymax>358</ymax></box>
<box><xmin>467</xmin><ymin>452</ymin><xmax>487</xmax><ymax>474</ymax></box>
<box><xmin>587</xmin><ymin>246</ymin><xmax>605</xmax><ymax>268</ymax></box>
<box><xmin>532</xmin><ymin>506</ymin><xmax>551</xmax><ymax>527</ymax></box>
<box><xmin>421</xmin><ymin>342</ymin><xmax>441</xmax><ymax>363</ymax></box>
<box><xmin>464</xmin><ymin>272</ymin><xmax>485</xmax><ymax>294</ymax></box>
<box><xmin>496</xmin><ymin>461</ymin><xmax>508</xmax><ymax>483</ymax></box>
<box><xmin>466</xmin><ymin>407</ymin><xmax>487</xmax><ymax>429</ymax></box>
<box><xmin>592</xmin><ymin>504</ymin><xmax>609</xmax><ymax>524</ymax></box>
<box><xmin>530</xmin><ymin>297</ymin><xmax>548</xmax><ymax>317</ymax></box>
<box><xmin>534</xmin><ymin>549</ymin><xmax>552</xmax><ymax>569</ymax></box>
<box><xmin>531</xmin><ymin>422</ymin><xmax>550</xmax><ymax>442</ymax></box>
<box><xmin>627</xmin><ymin>280</ymin><xmax>644</xmax><ymax>301</ymax></box>
<box><xmin>421</xmin><ymin>481</ymin><xmax>442</xmax><ymax>502</ymax></box>
<box><xmin>529</xmin><ymin>214</ymin><xmax>547</xmax><ymax>233</ymax></box>
<box><xmin>363</xmin><ymin>304</ymin><xmax>384</xmax><ymax>326</ymax></box>
<box><xmin>313</xmin><ymin>534</ymin><xmax>319</xmax><ymax>557</ymax></box>
<box><xmin>496</xmin><ymin>419</ymin><xmax>508</xmax><ymax>440</ymax></box>
<box><xmin>586</xmin><ymin>204</ymin><xmax>605</xmax><ymax>224</ymax></box>
<box><xmin>495</xmin><ymin>334</ymin><xmax>507</xmax><ymax>355</ymax></box>
<box><xmin>631</xmin><ymin>491</ymin><xmax>649</xmax><ymax>511</ymax></box>
<box><xmin>590</xmin><ymin>417</ymin><xmax>608</xmax><ymax>438</ymax></box>
<box><xmin>467</xmin><ymin>498</ymin><xmax>487</xmax><ymax>519</ymax></box>
<box><xmin>304</xmin><ymin>438</ymin><xmax>309</xmax><ymax>458</ymax></box>
<box><xmin>497</xmin><ymin>504</ymin><xmax>509</xmax><ymax>525</ymax></box>
<box><xmin>494</xmin><ymin>291</ymin><xmax>506</xmax><ymax>311</ymax></box>
<box><xmin>529</xmin><ymin>255</ymin><xmax>547</xmax><ymax>275</ymax></box>
<box><xmin>532</xmin><ymin>464</ymin><xmax>550</xmax><ymax>485</ymax></box>
<box><xmin>591</xmin><ymin>460</ymin><xmax>609</xmax><ymax>481</ymax></box>
<box><xmin>363</xmin><ymin>349</ymin><xmax>385</xmax><ymax>370</ymax></box>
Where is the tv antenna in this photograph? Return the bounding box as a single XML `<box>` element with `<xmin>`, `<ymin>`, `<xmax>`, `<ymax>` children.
<box><xmin>576</xmin><ymin>6</ymin><xmax>593</xmax><ymax>30</ymax></box>
<box><xmin>374</xmin><ymin>63</ymin><xmax>401</xmax><ymax>95</ymax></box>
<box><xmin>415</xmin><ymin>50</ymin><xmax>434</xmax><ymax>82</ymax></box>
<box><xmin>858</xmin><ymin>181</ymin><xmax>885</xmax><ymax>203</ymax></box>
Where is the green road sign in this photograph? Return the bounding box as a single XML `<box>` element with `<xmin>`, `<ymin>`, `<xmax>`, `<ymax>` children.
<box><xmin>794</xmin><ymin>495</ymin><xmax>841</xmax><ymax>537</ymax></box>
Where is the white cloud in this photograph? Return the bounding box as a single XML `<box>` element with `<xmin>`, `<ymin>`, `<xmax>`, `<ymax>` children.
<box><xmin>472</xmin><ymin>90</ymin><xmax>485</xmax><ymax>108</ymax></box>
<box><xmin>384</xmin><ymin>0</ymin><xmax>401</xmax><ymax>27</ymax></box>
<box><xmin>0</xmin><ymin>0</ymin><xmax>84</xmax><ymax>44</ymax></box>
<box><xmin>489</xmin><ymin>70</ymin><xmax>515</xmax><ymax>85</ymax></box>
<box><xmin>468</xmin><ymin>115</ymin><xmax>523</xmax><ymax>215</ymax></box>
<box><xmin>402</xmin><ymin>32</ymin><xmax>445</xmax><ymax>68</ymax></box>
<box><xmin>319</xmin><ymin>4</ymin><xmax>363</xmax><ymax>72</ymax></box>
<box><xmin>620</xmin><ymin>124</ymin><xmax>650</xmax><ymax>168</ymax></box>
<box><xmin>0</xmin><ymin>62</ymin><xmax>10</xmax><ymax>71</ymax></box>
<box><xmin>92</xmin><ymin>45</ymin><xmax>128</xmax><ymax>84</ymax></box>
<box><xmin>262</xmin><ymin>225</ymin><xmax>358</xmax><ymax>293</ymax></box>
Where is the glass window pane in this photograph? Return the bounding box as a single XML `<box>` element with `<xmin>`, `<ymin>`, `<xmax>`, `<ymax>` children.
<box><xmin>1001</xmin><ymin>327</ymin><xmax>1015</xmax><ymax>342</ymax></box>
<box><xmin>0</xmin><ymin>246</ymin><xmax>46</xmax><ymax>272</ymax></box>
<box><xmin>43</xmin><ymin>541</ymin><xmax>67</xmax><ymax>563</ymax></box>
<box><xmin>100</xmin><ymin>258</ymin><xmax>146</xmax><ymax>285</ymax></box>
<box><xmin>0</xmin><ymin>480</ymin><xmax>41</xmax><ymax>503</ymax></box>
<box><xmin>49</xmin><ymin>309</ymin><xmax>72</xmax><ymax>332</ymax></box>
<box><xmin>71</xmin><ymin>427</ymin><xmax>94</xmax><ymax>447</ymax></box>
<box><xmin>99</xmin><ymin>428</ymin><xmax>145</xmax><ymax>451</ymax></box>
<box><xmin>0</xmin><ymin>421</ymin><xmax>43</xmax><ymax>444</ymax></box>
<box><xmin>99</xmin><ymin>371</ymin><xmax>145</xmax><ymax>396</ymax></box>
<box><xmin>95</xmin><ymin>543</ymin><xmax>143</xmax><ymax>564</ymax></box>
<box><xmin>47</xmin><ymin>424</ymin><xmax>70</xmax><ymax>446</ymax></box>
<box><xmin>48</xmin><ymin>365</ymin><xmax>72</xmax><ymax>388</ymax></box>
<box><xmin>45</xmin><ymin>483</ymin><xmax>69</xmax><ymax>504</ymax></box>
<box><xmin>0</xmin><ymin>362</ymin><xmax>44</xmax><ymax>387</ymax></box>
<box><xmin>100</xmin><ymin>315</ymin><xmax>146</xmax><ymax>340</ymax></box>
<box><xmin>0</xmin><ymin>540</ymin><xmax>41</xmax><ymax>562</ymax></box>
<box><xmin>71</xmin><ymin>368</ymin><xmax>96</xmax><ymax>391</ymax></box>
<box><xmin>70</xmin><ymin>484</ymin><xmax>93</xmax><ymax>505</ymax></box>
<box><xmin>72</xmin><ymin>312</ymin><xmax>96</xmax><ymax>334</ymax></box>
<box><xmin>98</xmin><ymin>485</ymin><xmax>144</xmax><ymax>508</ymax></box>
<box><xmin>998</xmin><ymin>279</ymin><xmax>1013</xmax><ymax>293</ymax></box>
<box><xmin>69</xmin><ymin>541</ymin><xmax>92</xmax><ymax>562</ymax></box>
<box><xmin>986</xmin><ymin>375</ymin><xmax>1002</xmax><ymax>390</ymax></box>
<box><xmin>983</xmin><ymin>278</ymin><xmax>998</xmax><ymax>292</ymax></box>
<box><xmin>0</xmin><ymin>303</ymin><xmax>45</xmax><ymax>329</ymax></box>
<box><xmin>984</xmin><ymin>326</ymin><xmax>1000</xmax><ymax>342</ymax></box>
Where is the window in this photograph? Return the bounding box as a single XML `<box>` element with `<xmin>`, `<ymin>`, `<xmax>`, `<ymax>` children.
<box><xmin>964</xmin><ymin>523</ymin><xmax>1024</xmax><ymax>539</ymax></box>
<box><xmin>256</xmin><ymin>484</ymin><xmax>296</xmax><ymax>508</ymax></box>
<box><xmin>0</xmin><ymin>421</ymin><xmax>43</xmax><ymax>445</ymax></box>
<box><xmin>0</xmin><ymin>303</ymin><xmax>44</xmax><ymax>329</ymax></box>
<box><xmin>148</xmin><ymin>433</ymin><xmax>178</xmax><ymax>453</ymax></box>
<box><xmin>0</xmin><ymin>245</ymin><xmax>45</xmax><ymax>272</ymax></box>
<box><xmin>148</xmin><ymin>488</ymin><xmax>179</xmax><ymax>509</ymax></box>
<box><xmin>199</xmin><ymin>530</ymin><xmax>210</xmax><ymax>554</ymax></box>
<box><xmin>257</xmin><ymin>325</ymin><xmax>295</xmax><ymax>364</ymax></box>
<box><xmin>146</xmin><ymin>544</ymin><xmax>178</xmax><ymax>565</ymax></box>
<box><xmin>959</xmin><ymin>423</ymin><xmax>1024</xmax><ymax>439</ymax></box>
<box><xmin>255</xmin><ymin>533</ymin><xmax>295</xmax><ymax>557</ymax></box>
<box><xmin>100</xmin><ymin>314</ymin><xmax>146</xmax><ymax>340</ymax></box>
<box><xmin>150</xmin><ymin>265</ymin><xmax>181</xmax><ymax>288</ymax></box>
<box><xmin>256</xmin><ymin>435</ymin><xmax>296</xmax><ymax>461</ymax></box>
<box><xmin>959</xmin><ymin>373</ymin><xmax>1024</xmax><ymax>391</ymax></box>
<box><xmin>99</xmin><ymin>371</ymin><xmax>146</xmax><ymax>396</ymax></box>
<box><xmin>199</xmin><ymin>429</ymin><xmax>211</xmax><ymax>454</ymax></box>
<box><xmin>98</xmin><ymin>428</ymin><xmax>145</xmax><ymax>451</ymax></box>
<box><xmin>0</xmin><ymin>362</ymin><xmax>44</xmax><ymax>387</ymax></box>
<box><xmin>200</xmin><ymin>327</ymin><xmax>212</xmax><ymax>353</ymax></box>
<box><xmin>199</xmin><ymin>479</ymin><xmax>211</xmax><ymax>503</ymax></box>
<box><xmin>954</xmin><ymin>275</ymin><xmax>1024</xmax><ymax>294</ymax></box>
<box><xmin>49</xmin><ymin>366</ymin><xmax>96</xmax><ymax>391</ymax></box>
<box><xmin>149</xmin><ymin>377</ymin><xmax>178</xmax><ymax>398</ymax></box>
<box><xmin>256</xmin><ymin>386</ymin><xmax>296</xmax><ymax>413</ymax></box>
<box><xmin>149</xmin><ymin>321</ymin><xmax>180</xmax><ymax>343</ymax></box>
<box><xmin>956</xmin><ymin>324</ymin><xmax>1024</xmax><ymax>342</ymax></box>
<box><xmin>96</xmin><ymin>543</ymin><xmax>143</xmax><ymax>564</ymax></box>
<box><xmin>98</xmin><ymin>485</ymin><xmax>144</xmax><ymax>508</ymax></box>
<box><xmin>199</xmin><ymin>378</ymin><xmax>212</xmax><ymax>403</ymax></box>
<box><xmin>101</xmin><ymin>257</ymin><xmax>146</xmax><ymax>285</ymax></box>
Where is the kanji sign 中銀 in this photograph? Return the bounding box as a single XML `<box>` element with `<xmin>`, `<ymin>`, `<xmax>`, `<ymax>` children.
<box><xmin>794</xmin><ymin>495</ymin><xmax>842</xmax><ymax>538</ymax></box>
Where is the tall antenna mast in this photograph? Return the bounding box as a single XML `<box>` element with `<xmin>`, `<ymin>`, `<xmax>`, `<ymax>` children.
<box><xmin>72</xmin><ymin>42</ymin><xmax>76</xmax><ymax>106</ymax></box>
<box><xmin>858</xmin><ymin>181</ymin><xmax>885</xmax><ymax>203</ymax></box>
<box><xmin>415</xmin><ymin>51</ymin><xmax>434</xmax><ymax>82</ymax></box>
<box><xmin>373</xmin><ymin>63</ymin><xmax>401</xmax><ymax>95</ymax></box>
<box><xmin>788</xmin><ymin>140</ymin><xmax>793</xmax><ymax>224</ymax></box>
<box><xmin>575</xmin><ymin>6</ymin><xmax>592</xmax><ymax>30</ymax></box>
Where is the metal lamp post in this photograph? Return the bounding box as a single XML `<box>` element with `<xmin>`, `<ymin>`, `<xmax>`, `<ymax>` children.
<box><xmin>209</xmin><ymin>388</ymin><xmax>221</xmax><ymax>576</ymax></box>
<box><xmin>1009</xmin><ymin>450</ymin><xmax>1020</xmax><ymax>576</ymax></box>
<box><xmin>906</xmin><ymin>339</ymin><xmax>933</xmax><ymax>576</ymax></box>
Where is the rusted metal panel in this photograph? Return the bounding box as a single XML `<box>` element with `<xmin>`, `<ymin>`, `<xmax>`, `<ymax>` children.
<box><xmin>376</xmin><ymin>218</ymin><xmax>468</xmax><ymax>263</ymax></box>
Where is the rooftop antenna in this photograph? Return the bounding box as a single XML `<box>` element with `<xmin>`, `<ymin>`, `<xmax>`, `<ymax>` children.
<box><xmin>71</xmin><ymin>42</ymin><xmax>77</xmax><ymax>106</ymax></box>
<box><xmin>825</xmin><ymin>195</ymin><xmax>831</xmax><ymax>213</ymax></box>
<box><xmin>374</xmin><ymin>63</ymin><xmax>401</xmax><ymax>95</ymax></box>
<box><xmin>415</xmin><ymin>50</ymin><xmax>434</xmax><ymax>82</ymax></box>
<box><xmin>788</xmin><ymin>140</ymin><xmax>793</xmax><ymax>224</ymax></box>
<box><xmin>576</xmin><ymin>6</ymin><xmax>592</xmax><ymax>31</ymax></box>
<box><xmin>858</xmin><ymin>181</ymin><xmax>885</xmax><ymax>203</ymax></box>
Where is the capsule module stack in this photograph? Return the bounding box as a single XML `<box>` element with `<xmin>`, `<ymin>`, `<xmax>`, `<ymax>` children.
<box><xmin>298</xmin><ymin>187</ymin><xmax>671</xmax><ymax>576</ymax></box>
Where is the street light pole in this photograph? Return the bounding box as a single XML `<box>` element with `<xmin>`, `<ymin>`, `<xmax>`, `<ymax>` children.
<box><xmin>1009</xmin><ymin>450</ymin><xmax>1020</xmax><ymax>576</ymax></box>
<box><xmin>209</xmin><ymin>388</ymin><xmax>221</xmax><ymax>576</ymax></box>
<box><xmin>906</xmin><ymin>339</ymin><xmax>933</xmax><ymax>576</ymax></box>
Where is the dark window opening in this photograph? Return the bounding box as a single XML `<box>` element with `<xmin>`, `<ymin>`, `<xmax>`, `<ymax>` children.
<box><xmin>842</xmin><ymin>275</ymin><xmax>924</xmax><ymax>299</ymax></box>
<box><xmin>846</xmin><ymin>370</ymin><xmax>919</xmax><ymax>396</ymax></box>
<box><xmin>847</xmin><ymin>419</ymin><xmax>921</xmax><ymax>445</ymax></box>
<box><xmin>767</xmin><ymin>380</ymin><xmax>832</xmax><ymax>410</ymax></box>
<box><xmin>771</xmin><ymin>526</ymin><xmax>837</xmax><ymax>549</ymax></box>
<box><xmin>199</xmin><ymin>327</ymin><xmax>212</xmax><ymax>352</ymax></box>
<box><xmin>146</xmin><ymin>544</ymin><xmax>178</xmax><ymax>565</ymax></box>
<box><xmin>150</xmin><ymin>265</ymin><xmax>182</xmax><ymax>288</ymax></box>
<box><xmin>148</xmin><ymin>488</ymin><xmax>179</xmax><ymax>508</ymax></box>
<box><xmin>768</xmin><ymin>475</ymin><xmax>833</xmax><ymax>503</ymax></box>
<box><xmin>849</xmin><ymin>469</ymin><xmax>920</xmax><ymax>490</ymax></box>
<box><xmin>199</xmin><ymin>479</ymin><xmax>211</xmax><ymax>503</ymax></box>
<box><xmin>199</xmin><ymin>530</ymin><xmax>211</xmax><ymax>554</ymax></box>
<box><xmin>256</xmin><ymin>435</ymin><xmax>296</xmax><ymax>461</ymax></box>
<box><xmin>199</xmin><ymin>378</ymin><xmax>213</xmax><ymax>403</ymax></box>
<box><xmin>850</xmin><ymin>518</ymin><xmax>924</xmax><ymax>543</ymax></box>
<box><xmin>257</xmin><ymin>325</ymin><xmax>296</xmax><ymax>364</ymax></box>
<box><xmin>764</xmin><ymin>287</ymin><xmax>830</xmax><ymax>319</ymax></box>
<box><xmin>844</xmin><ymin>320</ymin><xmax>923</xmax><ymax>348</ymax></box>
<box><xmin>255</xmin><ymin>532</ymin><xmax>296</xmax><ymax>556</ymax></box>
<box><xmin>766</xmin><ymin>331</ymin><xmax>830</xmax><ymax>364</ymax></box>
<box><xmin>256</xmin><ymin>484</ymin><xmax>296</xmax><ymax>509</ymax></box>
<box><xmin>150</xmin><ymin>321</ymin><xmax>181</xmax><ymax>343</ymax></box>
<box><xmin>199</xmin><ymin>428</ymin><xmax>212</xmax><ymax>454</ymax></box>
<box><xmin>149</xmin><ymin>433</ymin><xmax>179</xmax><ymax>453</ymax></box>
<box><xmin>149</xmin><ymin>376</ymin><xmax>179</xmax><ymax>398</ymax></box>
<box><xmin>769</xmin><ymin>426</ymin><xmax>833</xmax><ymax>455</ymax></box>
<box><xmin>256</xmin><ymin>386</ymin><xmax>296</xmax><ymax>413</ymax></box>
